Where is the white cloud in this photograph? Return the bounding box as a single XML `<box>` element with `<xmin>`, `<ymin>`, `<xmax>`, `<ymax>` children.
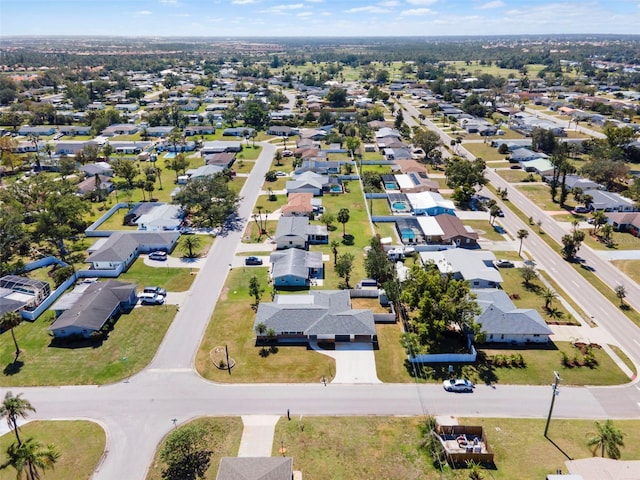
<box><xmin>298</xmin><ymin>11</ymin><xmax>314</xmax><ymax>16</ymax></box>
<box><xmin>136</xmin><ymin>10</ymin><xmax>152</xmax><ymax>15</ymax></box>
<box><xmin>346</xmin><ymin>5</ymin><xmax>391</xmax><ymax>14</ymax></box>
<box><xmin>477</xmin><ymin>0</ymin><xmax>505</xmax><ymax>8</ymax></box>
<box><xmin>159</xmin><ymin>0</ymin><xmax>179</xmax><ymax>5</ymax></box>
<box><xmin>400</xmin><ymin>7</ymin><xmax>432</xmax><ymax>16</ymax></box>
<box><xmin>405</xmin><ymin>0</ymin><xmax>437</xmax><ymax>5</ymax></box>
<box><xmin>379</xmin><ymin>0</ymin><xmax>399</xmax><ymax>6</ymax></box>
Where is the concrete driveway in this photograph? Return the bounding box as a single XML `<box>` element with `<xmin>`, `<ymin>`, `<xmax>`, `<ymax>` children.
<box><xmin>310</xmin><ymin>342</ymin><xmax>381</xmax><ymax>384</ymax></box>
<box><xmin>143</xmin><ymin>255</ymin><xmax>206</xmax><ymax>269</ymax></box>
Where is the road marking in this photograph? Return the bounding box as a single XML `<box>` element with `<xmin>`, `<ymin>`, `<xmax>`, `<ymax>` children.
<box><xmin>634</xmin><ymin>339</ymin><xmax>640</xmax><ymax>348</ymax></box>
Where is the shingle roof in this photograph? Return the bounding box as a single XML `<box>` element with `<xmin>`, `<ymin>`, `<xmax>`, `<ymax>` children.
<box><xmin>49</xmin><ymin>280</ymin><xmax>136</xmax><ymax>332</ymax></box>
<box><xmin>270</xmin><ymin>249</ymin><xmax>322</xmax><ymax>279</ymax></box>
<box><xmin>216</xmin><ymin>457</ymin><xmax>293</xmax><ymax>480</ymax></box>
<box><xmin>86</xmin><ymin>231</ymin><xmax>179</xmax><ymax>263</ymax></box>
<box><xmin>473</xmin><ymin>288</ymin><xmax>552</xmax><ymax>336</ymax></box>
<box><xmin>254</xmin><ymin>290</ymin><xmax>375</xmax><ymax>337</ymax></box>
<box><xmin>275</xmin><ymin>216</ymin><xmax>309</xmax><ymax>240</ymax></box>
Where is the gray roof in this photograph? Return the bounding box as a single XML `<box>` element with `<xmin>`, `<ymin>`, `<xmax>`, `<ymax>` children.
<box><xmin>419</xmin><ymin>249</ymin><xmax>503</xmax><ymax>284</ymax></box>
<box><xmin>275</xmin><ymin>216</ymin><xmax>309</xmax><ymax>241</ymax></box>
<box><xmin>473</xmin><ymin>289</ymin><xmax>552</xmax><ymax>336</ymax></box>
<box><xmin>306</xmin><ymin>224</ymin><xmax>328</xmax><ymax>237</ymax></box>
<box><xmin>49</xmin><ymin>280</ymin><xmax>136</xmax><ymax>332</ymax></box>
<box><xmin>270</xmin><ymin>249</ymin><xmax>323</xmax><ymax>280</ymax></box>
<box><xmin>86</xmin><ymin>232</ymin><xmax>139</xmax><ymax>263</ymax></box>
<box><xmin>584</xmin><ymin>189</ymin><xmax>636</xmax><ymax>210</ymax></box>
<box><xmin>86</xmin><ymin>231</ymin><xmax>179</xmax><ymax>263</ymax></box>
<box><xmin>216</xmin><ymin>457</ymin><xmax>293</xmax><ymax>480</ymax></box>
<box><xmin>254</xmin><ymin>290</ymin><xmax>375</xmax><ymax>337</ymax></box>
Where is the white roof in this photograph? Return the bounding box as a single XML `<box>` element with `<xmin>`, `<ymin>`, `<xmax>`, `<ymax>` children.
<box><xmin>406</xmin><ymin>191</ymin><xmax>455</xmax><ymax>211</ymax></box>
<box><xmin>416</xmin><ymin>216</ymin><xmax>444</xmax><ymax>236</ymax></box>
<box><xmin>419</xmin><ymin>249</ymin><xmax>503</xmax><ymax>284</ymax></box>
<box><xmin>395</xmin><ymin>174</ymin><xmax>414</xmax><ymax>190</ymax></box>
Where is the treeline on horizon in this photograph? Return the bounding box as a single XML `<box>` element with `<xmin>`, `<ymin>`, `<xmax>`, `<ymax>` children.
<box><xmin>2</xmin><ymin>35</ymin><xmax>640</xmax><ymax>71</ymax></box>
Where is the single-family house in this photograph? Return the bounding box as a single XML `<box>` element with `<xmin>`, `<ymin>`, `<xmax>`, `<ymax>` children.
<box><xmin>184</xmin><ymin>125</ymin><xmax>215</xmax><ymax>136</ymax></box>
<box><xmin>85</xmin><ymin>231</ymin><xmax>180</xmax><ymax>273</ymax></box>
<box><xmin>267</xmin><ymin>125</ymin><xmax>298</xmax><ymax>137</ymax></box>
<box><xmin>275</xmin><ymin>216</ymin><xmax>309</xmax><ymax>250</ymax></box>
<box><xmin>59</xmin><ymin>125</ymin><xmax>92</xmax><ymax>136</ymax></box>
<box><xmin>223</xmin><ymin>127</ymin><xmax>255</xmax><ymax>138</ymax></box>
<box><xmin>286</xmin><ymin>171</ymin><xmax>329</xmax><ymax>196</ymax></box>
<box><xmin>294</xmin><ymin>159</ymin><xmax>342</xmax><ymax>175</ymax></box>
<box><xmin>406</xmin><ymin>191</ymin><xmax>456</xmax><ymax>216</ymax></box>
<box><xmin>519</xmin><ymin>157</ymin><xmax>555</xmax><ymax>176</ymax></box>
<box><xmin>583</xmin><ymin>189</ymin><xmax>637</xmax><ymax>212</ymax></box>
<box><xmin>384</xmin><ymin>147</ymin><xmax>413</xmax><ymax>161</ymax></box>
<box><xmin>510</xmin><ymin>147</ymin><xmax>549</xmax><ymax>163</ymax></box>
<box><xmin>607</xmin><ymin>212</ymin><xmax>640</xmax><ymax>235</ymax></box>
<box><xmin>281</xmin><ymin>192</ymin><xmax>313</xmax><ymax>217</ymax></box>
<box><xmin>114</xmin><ymin>103</ymin><xmax>139</xmax><ymax>112</ymax></box>
<box><xmin>145</xmin><ymin>126</ymin><xmax>175</xmax><ymax>137</ymax></box>
<box><xmin>205</xmin><ymin>152</ymin><xmax>236</xmax><ymax>168</ymax></box>
<box><xmin>135</xmin><ymin>204</ymin><xmax>183</xmax><ymax>231</ymax></box>
<box><xmin>419</xmin><ymin>249</ymin><xmax>503</xmax><ymax>288</ymax></box>
<box><xmin>76</xmin><ymin>174</ymin><xmax>114</xmax><ymax>196</ymax></box>
<box><xmin>18</xmin><ymin>125</ymin><xmax>56</xmax><ymax>136</ymax></box>
<box><xmin>543</xmin><ymin>174</ymin><xmax>602</xmax><ymax>191</ymax></box>
<box><xmin>183</xmin><ymin>164</ymin><xmax>225</xmax><ymax>182</ymax></box>
<box><xmin>417</xmin><ymin>214</ymin><xmax>479</xmax><ymax>248</ymax></box>
<box><xmin>110</xmin><ymin>141</ymin><xmax>152</xmax><ymax>154</ymax></box>
<box><xmin>253</xmin><ymin>290</ymin><xmax>376</xmax><ymax>344</ymax></box>
<box><xmin>216</xmin><ymin>457</ymin><xmax>294</xmax><ymax>480</ymax></box>
<box><xmin>49</xmin><ymin>280</ymin><xmax>138</xmax><ymax>338</ymax></box>
<box><xmin>201</xmin><ymin>141</ymin><xmax>243</xmax><ymax>154</ymax></box>
<box><xmin>473</xmin><ymin>289</ymin><xmax>552</xmax><ymax>344</ymax></box>
<box><xmin>299</xmin><ymin>128</ymin><xmax>327</xmax><ymax>141</ymax></box>
<box><xmin>101</xmin><ymin>124</ymin><xmax>140</xmax><ymax>136</ymax></box>
<box><xmin>80</xmin><ymin>162</ymin><xmax>114</xmax><ymax>177</ymax></box>
<box><xmin>270</xmin><ymin>248</ymin><xmax>324</xmax><ymax>288</ymax></box>
<box><xmin>375</xmin><ymin>127</ymin><xmax>402</xmax><ymax>139</ymax></box>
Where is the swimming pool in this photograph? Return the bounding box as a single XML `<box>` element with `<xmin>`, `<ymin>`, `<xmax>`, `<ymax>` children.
<box><xmin>385</xmin><ymin>182</ymin><xmax>398</xmax><ymax>189</ymax></box>
<box><xmin>392</xmin><ymin>201</ymin><xmax>409</xmax><ymax>211</ymax></box>
<box><xmin>164</xmin><ymin>152</ymin><xmax>176</xmax><ymax>159</ymax></box>
<box><xmin>330</xmin><ymin>185</ymin><xmax>342</xmax><ymax>193</ymax></box>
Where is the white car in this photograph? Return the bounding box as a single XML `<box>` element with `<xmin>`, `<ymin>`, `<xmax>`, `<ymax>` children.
<box><xmin>443</xmin><ymin>378</ymin><xmax>474</xmax><ymax>393</ymax></box>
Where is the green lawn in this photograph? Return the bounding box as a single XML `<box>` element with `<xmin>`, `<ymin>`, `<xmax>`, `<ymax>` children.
<box><xmin>611</xmin><ymin>259</ymin><xmax>640</xmax><ymax>284</ymax></box>
<box><xmin>233</xmin><ymin>159</ymin><xmax>255</xmax><ymax>174</ymax></box>
<box><xmin>254</xmin><ymin>194</ymin><xmax>289</xmax><ymax>213</ymax></box>
<box><xmin>0</xmin><ymin>421</ymin><xmax>106</xmax><ymax>480</ymax></box>
<box><xmin>374</xmin><ymin>321</ymin><xmax>625</xmax><ymax>385</ymax></box>
<box><xmin>274</xmin><ymin>416</ymin><xmax>432</xmax><ymax>480</ymax></box>
<box><xmin>242</xmin><ymin>220</ymin><xmax>278</xmax><ymax>243</ymax></box>
<box><xmin>94</xmin><ymin>207</ymin><xmax>138</xmax><ymax>231</ymax></box>
<box><xmin>236</xmin><ymin>145</ymin><xmax>262</xmax><ymax>160</ymax></box>
<box><xmin>517</xmin><ymin>184</ymin><xmax>576</xmax><ymax>211</ymax></box>
<box><xmin>195</xmin><ymin>268</ymin><xmax>335</xmax><ymax>383</ymax></box>
<box><xmin>0</xmin><ymin>305</ymin><xmax>175</xmax><ymax>386</ymax></box>
<box><xmin>373</xmin><ymin>222</ymin><xmax>400</xmax><ymax>243</ymax></box>
<box><xmin>464</xmin><ymin>220</ymin><xmax>508</xmax><ymax>242</ymax></box>
<box><xmin>463</xmin><ymin>142</ymin><xmax>504</xmax><ymax>161</ymax></box>
<box><xmin>273</xmin><ymin>415</ymin><xmax>640</xmax><ymax>480</ymax></box>
<box><xmin>582</xmin><ymin>229</ymin><xmax>640</xmax><ymax>251</ymax></box>
<box><xmin>119</xmin><ymin>258</ymin><xmax>197</xmax><ymax>292</ymax></box>
<box><xmin>497</xmin><ymin>170</ymin><xmax>538</xmax><ymax>183</ymax></box>
<box><xmin>498</xmin><ymin>268</ymin><xmax>576</xmax><ymax>325</ymax></box>
<box><xmin>176</xmin><ymin>234</ymin><xmax>215</xmax><ymax>258</ymax></box>
<box><xmin>145</xmin><ymin>417</ymin><xmax>243</xmax><ymax>480</ymax></box>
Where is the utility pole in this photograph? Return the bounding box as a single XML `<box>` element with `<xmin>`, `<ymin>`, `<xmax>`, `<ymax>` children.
<box><xmin>544</xmin><ymin>371</ymin><xmax>561</xmax><ymax>437</ymax></box>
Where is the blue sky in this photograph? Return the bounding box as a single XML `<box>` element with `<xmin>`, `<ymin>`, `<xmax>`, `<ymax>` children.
<box><xmin>1</xmin><ymin>0</ymin><xmax>639</xmax><ymax>37</ymax></box>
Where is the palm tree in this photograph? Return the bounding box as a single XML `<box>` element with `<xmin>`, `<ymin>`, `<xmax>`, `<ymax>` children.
<box><xmin>5</xmin><ymin>437</ymin><xmax>60</xmax><ymax>480</ymax></box>
<box><xmin>0</xmin><ymin>311</ymin><xmax>23</xmax><ymax>360</ymax></box>
<box><xmin>180</xmin><ymin>235</ymin><xmax>202</xmax><ymax>259</ymax></box>
<box><xmin>587</xmin><ymin>419</ymin><xmax>625</xmax><ymax>459</ymax></box>
<box><xmin>517</xmin><ymin>229</ymin><xmax>529</xmax><ymax>256</ymax></box>
<box><xmin>615</xmin><ymin>284</ymin><xmax>627</xmax><ymax>307</ymax></box>
<box><xmin>1</xmin><ymin>391</ymin><xmax>36</xmax><ymax>446</ymax></box>
<box><xmin>542</xmin><ymin>288</ymin><xmax>557</xmax><ymax>310</ymax></box>
<box><xmin>330</xmin><ymin>239</ymin><xmax>340</xmax><ymax>267</ymax></box>
<box><xmin>337</xmin><ymin>208</ymin><xmax>350</xmax><ymax>237</ymax></box>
